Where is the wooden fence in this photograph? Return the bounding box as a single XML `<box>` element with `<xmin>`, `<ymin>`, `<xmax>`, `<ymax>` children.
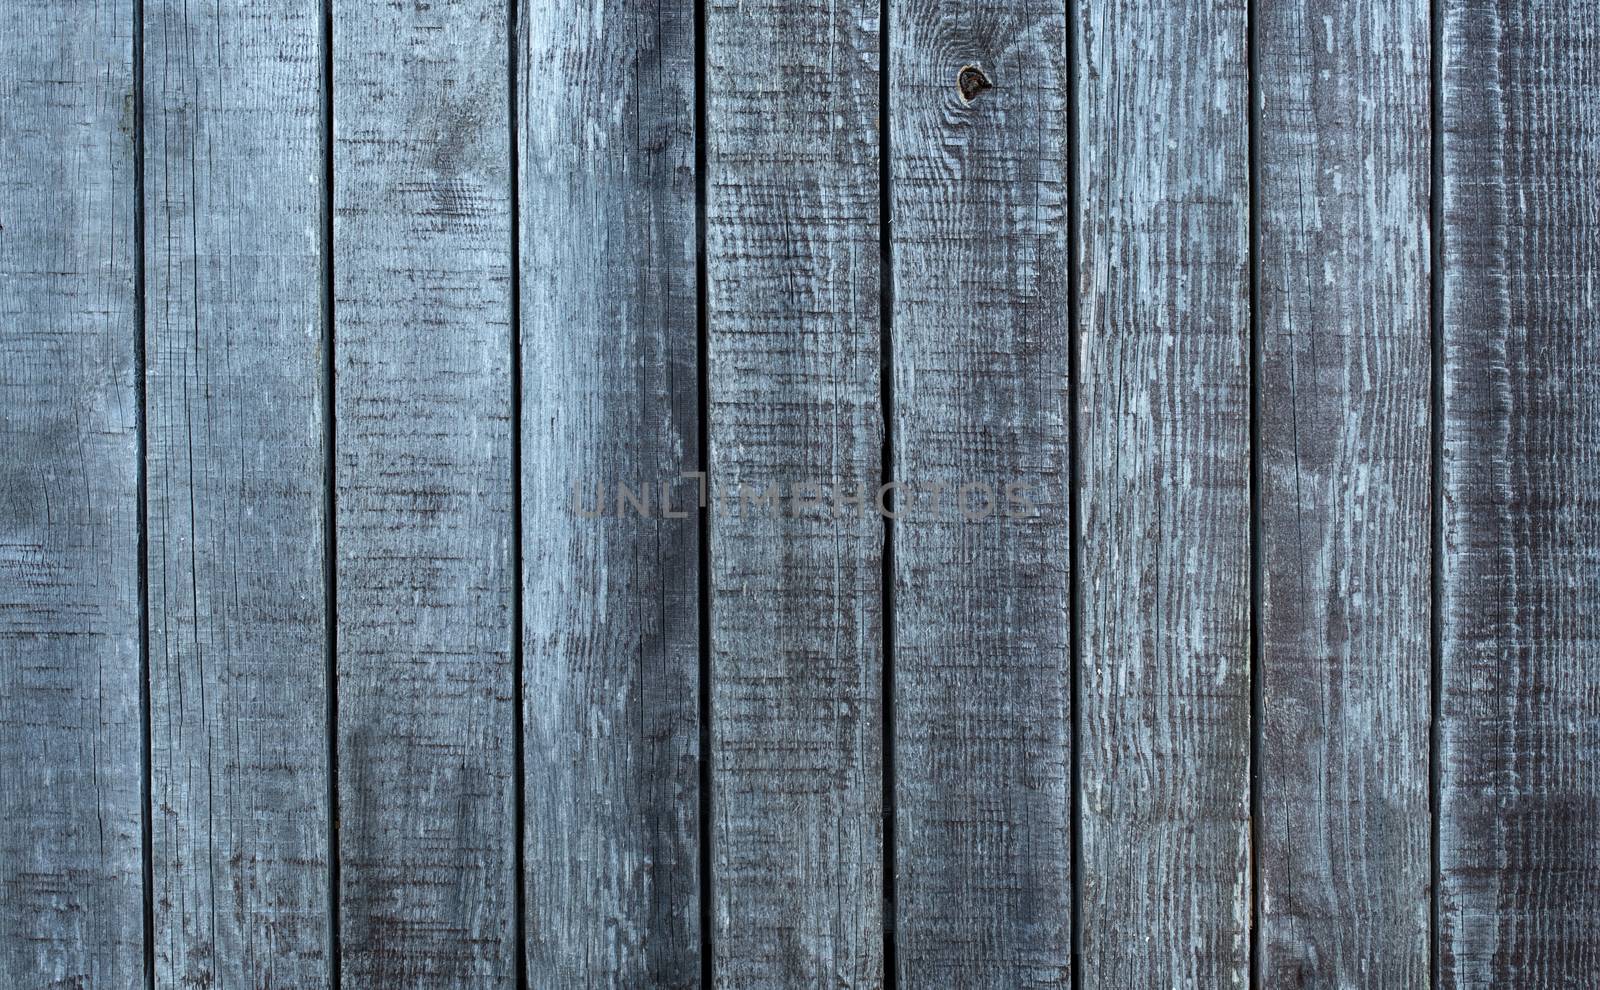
<box><xmin>2</xmin><ymin>0</ymin><xmax>1596</xmax><ymax>986</ymax></box>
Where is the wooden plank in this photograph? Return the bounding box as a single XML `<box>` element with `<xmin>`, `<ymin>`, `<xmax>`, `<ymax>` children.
<box><xmin>0</xmin><ymin>2</ymin><xmax>144</xmax><ymax>987</ymax></box>
<box><xmin>704</xmin><ymin>0</ymin><xmax>884</xmax><ymax>983</ymax></box>
<box><xmin>332</xmin><ymin>1</ymin><xmax>515</xmax><ymax>984</ymax></box>
<box><xmin>889</xmin><ymin>2</ymin><xmax>1072</xmax><ymax>986</ymax></box>
<box><xmin>1439</xmin><ymin>1</ymin><xmax>1600</xmax><ymax>983</ymax></box>
<box><xmin>516</xmin><ymin>0</ymin><xmax>700</xmax><ymax>983</ymax></box>
<box><xmin>1074</xmin><ymin>1</ymin><xmax>1252</xmax><ymax>985</ymax></box>
<box><xmin>1254</xmin><ymin>0</ymin><xmax>1433</xmax><ymax>982</ymax></box>
<box><xmin>141</xmin><ymin>1</ymin><xmax>330</xmax><ymax>986</ymax></box>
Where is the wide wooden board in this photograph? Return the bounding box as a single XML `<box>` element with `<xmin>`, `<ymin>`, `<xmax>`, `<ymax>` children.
<box><xmin>143</xmin><ymin>1</ymin><xmax>332</xmax><ymax>984</ymax></box>
<box><xmin>1254</xmin><ymin>0</ymin><xmax>1433</xmax><ymax>983</ymax></box>
<box><xmin>1075</xmin><ymin>0</ymin><xmax>1253</xmax><ymax>984</ymax></box>
<box><xmin>517</xmin><ymin>0</ymin><xmax>701</xmax><ymax>983</ymax></box>
<box><xmin>889</xmin><ymin>0</ymin><xmax>1073</xmax><ymax>985</ymax></box>
<box><xmin>0</xmin><ymin>2</ymin><xmax>144</xmax><ymax>986</ymax></box>
<box><xmin>1439</xmin><ymin>1</ymin><xmax>1600</xmax><ymax>984</ymax></box>
<box><xmin>332</xmin><ymin>0</ymin><xmax>516</xmax><ymax>984</ymax></box>
<box><xmin>704</xmin><ymin>0</ymin><xmax>885</xmax><ymax>983</ymax></box>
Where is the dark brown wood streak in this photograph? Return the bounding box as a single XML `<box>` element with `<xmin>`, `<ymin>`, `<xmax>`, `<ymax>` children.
<box><xmin>1439</xmin><ymin>0</ymin><xmax>1600</xmax><ymax>984</ymax></box>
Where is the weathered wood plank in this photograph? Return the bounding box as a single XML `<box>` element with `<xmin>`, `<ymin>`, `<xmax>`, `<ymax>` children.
<box><xmin>704</xmin><ymin>0</ymin><xmax>884</xmax><ymax>983</ymax></box>
<box><xmin>517</xmin><ymin>0</ymin><xmax>700</xmax><ymax>983</ymax></box>
<box><xmin>0</xmin><ymin>3</ymin><xmax>144</xmax><ymax>987</ymax></box>
<box><xmin>332</xmin><ymin>1</ymin><xmax>515</xmax><ymax>984</ymax></box>
<box><xmin>1254</xmin><ymin>0</ymin><xmax>1433</xmax><ymax>983</ymax></box>
<box><xmin>1439</xmin><ymin>1</ymin><xmax>1600</xmax><ymax>984</ymax></box>
<box><xmin>142</xmin><ymin>2</ymin><xmax>331</xmax><ymax>986</ymax></box>
<box><xmin>889</xmin><ymin>1</ymin><xmax>1072</xmax><ymax>986</ymax></box>
<box><xmin>1074</xmin><ymin>1</ymin><xmax>1252</xmax><ymax>985</ymax></box>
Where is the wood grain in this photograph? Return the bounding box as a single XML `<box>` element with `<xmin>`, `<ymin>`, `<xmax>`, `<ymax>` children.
<box><xmin>0</xmin><ymin>3</ymin><xmax>144</xmax><ymax>987</ymax></box>
<box><xmin>1254</xmin><ymin>0</ymin><xmax>1433</xmax><ymax>984</ymax></box>
<box><xmin>332</xmin><ymin>1</ymin><xmax>515</xmax><ymax>984</ymax></box>
<box><xmin>704</xmin><ymin>0</ymin><xmax>885</xmax><ymax>983</ymax></box>
<box><xmin>1439</xmin><ymin>1</ymin><xmax>1600</xmax><ymax>984</ymax></box>
<box><xmin>889</xmin><ymin>1</ymin><xmax>1072</xmax><ymax>986</ymax></box>
<box><xmin>517</xmin><ymin>0</ymin><xmax>701</xmax><ymax>984</ymax></box>
<box><xmin>142</xmin><ymin>1</ymin><xmax>330</xmax><ymax>986</ymax></box>
<box><xmin>1074</xmin><ymin>1</ymin><xmax>1252</xmax><ymax>985</ymax></box>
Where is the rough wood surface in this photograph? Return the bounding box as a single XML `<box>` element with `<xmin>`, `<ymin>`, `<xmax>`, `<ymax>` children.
<box><xmin>332</xmin><ymin>1</ymin><xmax>515</xmax><ymax>984</ymax></box>
<box><xmin>142</xmin><ymin>2</ymin><xmax>330</xmax><ymax>986</ymax></box>
<box><xmin>0</xmin><ymin>3</ymin><xmax>145</xmax><ymax>987</ymax></box>
<box><xmin>517</xmin><ymin>0</ymin><xmax>701</xmax><ymax>984</ymax></box>
<box><xmin>889</xmin><ymin>1</ymin><xmax>1072</xmax><ymax>986</ymax></box>
<box><xmin>1074</xmin><ymin>1</ymin><xmax>1252</xmax><ymax>985</ymax></box>
<box><xmin>1439</xmin><ymin>1</ymin><xmax>1600</xmax><ymax>984</ymax></box>
<box><xmin>1254</xmin><ymin>0</ymin><xmax>1433</xmax><ymax>984</ymax></box>
<box><xmin>704</xmin><ymin>0</ymin><xmax>884</xmax><ymax>983</ymax></box>
<box><xmin>13</xmin><ymin>3</ymin><xmax>1600</xmax><ymax>985</ymax></box>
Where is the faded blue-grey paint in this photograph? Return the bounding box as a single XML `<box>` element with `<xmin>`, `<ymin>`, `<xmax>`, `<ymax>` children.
<box><xmin>0</xmin><ymin>1</ymin><xmax>1596</xmax><ymax>987</ymax></box>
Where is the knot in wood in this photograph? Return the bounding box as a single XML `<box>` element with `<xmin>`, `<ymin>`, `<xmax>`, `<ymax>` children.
<box><xmin>957</xmin><ymin>64</ymin><xmax>992</xmax><ymax>102</ymax></box>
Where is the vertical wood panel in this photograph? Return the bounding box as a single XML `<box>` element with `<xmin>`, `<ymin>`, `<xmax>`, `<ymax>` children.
<box><xmin>1440</xmin><ymin>1</ymin><xmax>1600</xmax><ymax>984</ymax></box>
<box><xmin>1074</xmin><ymin>0</ymin><xmax>1252</xmax><ymax>985</ymax></box>
<box><xmin>517</xmin><ymin>0</ymin><xmax>701</xmax><ymax>983</ymax></box>
<box><xmin>0</xmin><ymin>3</ymin><xmax>145</xmax><ymax>987</ymax></box>
<box><xmin>143</xmin><ymin>1</ymin><xmax>331</xmax><ymax>985</ymax></box>
<box><xmin>704</xmin><ymin>0</ymin><xmax>884</xmax><ymax>983</ymax></box>
<box><xmin>1255</xmin><ymin>0</ymin><xmax>1433</xmax><ymax>983</ymax></box>
<box><xmin>333</xmin><ymin>1</ymin><xmax>515</xmax><ymax>984</ymax></box>
<box><xmin>890</xmin><ymin>1</ymin><xmax>1072</xmax><ymax>986</ymax></box>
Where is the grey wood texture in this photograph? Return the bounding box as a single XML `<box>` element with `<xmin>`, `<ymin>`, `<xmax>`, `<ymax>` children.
<box><xmin>1074</xmin><ymin>1</ymin><xmax>1253</xmax><ymax>986</ymax></box>
<box><xmin>142</xmin><ymin>1</ymin><xmax>331</xmax><ymax>986</ymax></box>
<box><xmin>0</xmin><ymin>3</ymin><xmax>145</xmax><ymax>988</ymax></box>
<box><xmin>1439</xmin><ymin>1</ymin><xmax>1600</xmax><ymax>984</ymax></box>
<box><xmin>1255</xmin><ymin>0</ymin><xmax>1433</xmax><ymax>984</ymax></box>
<box><xmin>13</xmin><ymin>3</ymin><xmax>1600</xmax><ymax>986</ymax></box>
<box><xmin>332</xmin><ymin>0</ymin><xmax>515</xmax><ymax>984</ymax></box>
<box><xmin>517</xmin><ymin>0</ymin><xmax>701</xmax><ymax>984</ymax></box>
<box><xmin>704</xmin><ymin>0</ymin><xmax>885</xmax><ymax>984</ymax></box>
<box><xmin>889</xmin><ymin>1</ymin><xmax>1072</xmax><ymax>986</ymax></box>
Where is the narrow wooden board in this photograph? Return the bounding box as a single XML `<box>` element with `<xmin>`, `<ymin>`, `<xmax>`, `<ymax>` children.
<box><xmin>332</xmin><ymin>1</ymin><xmax>516</xmax><ymax>984</ymax></box>
<box><xmin>704</xmin><ymin>0</ymin><xmax>885</xmax><ymax>983</ymax></box>
<box><xmin>889</xmin><ymin>1</ymin><xmax>1072</xmax><ymax>986</ymax></box>
<box><xmin>1439</xmin><ymin>1</ymin><xmax>1600</xmax><ymax>983</ymax></box>
<box><xmin>1074</xmin><ymin>1</ymin><xmax>1253</xmax><ymax>985</ymax></box>
<box><xmin>1254</xmin><ymin>0</ymin><xmax>1433</xmax><ymax>983</ymax></box>
<box><xmin>142</xmin><ymin>1</ymin><xmax>331</xmax><ymax>985</ymax></box>
<box><xmin>517</xmin><ymin>0</ymin><xmax>701</xmax><ymax>983</ymax></box>
<box><xmin>0</xmin><ymin>2</ymin><xmax>145</xmax><ymax>986</ymax></box>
